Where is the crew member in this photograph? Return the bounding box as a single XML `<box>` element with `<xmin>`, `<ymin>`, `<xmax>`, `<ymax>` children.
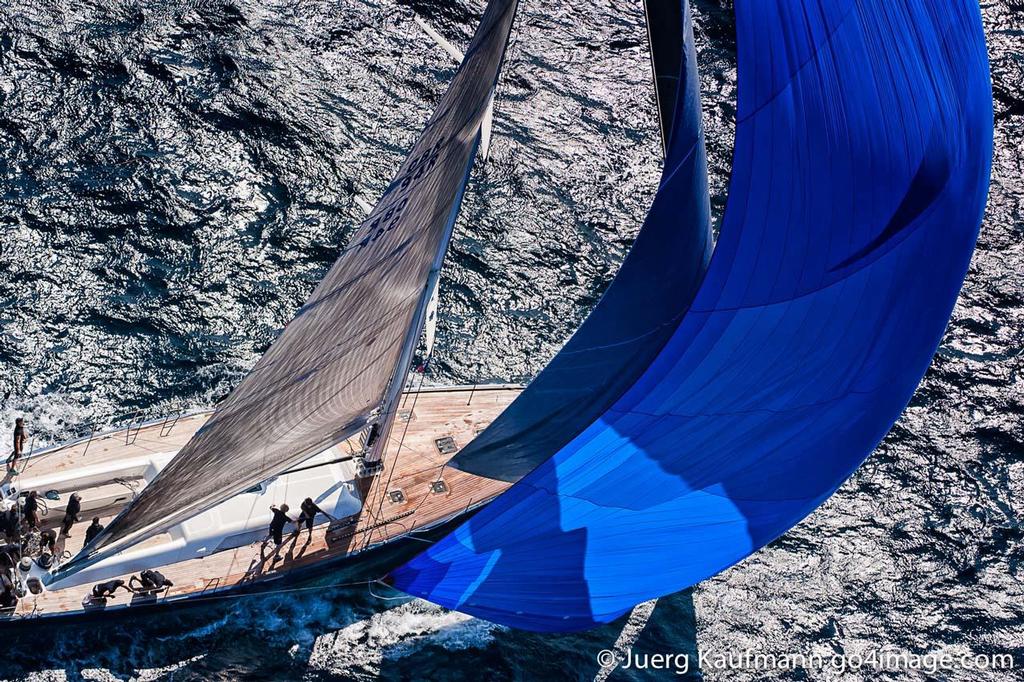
<box><xmin>61</xmin><ymin>493</ymin><xmax>82</xmax><ymax>536</ymax></box>
<box><xmin>295</xmin><ymin>497</ymin><xmax>329</xmax><ymax>535</ymax></box>
<box><xmin>40</xmin><ymin>528</ymin><xmax>57</xmax><ymax>554</ymax></box>
<box><xmin>129</xmin><ymin>569</ymin><xmax>173</xmax><ymax>593</ymax></box>
<box><xmin>84</xmin><ymin>517</ymin><xmax>104</xmax><ymax>546</ymax></box>
<box><xmin>91</xmin><ymin>579</ymin><xmax>130</xmax><ymax>600</ymax></box>
<box><xmin>6</xmin><ymin>417</ymin><xmax>26</xmax><ymax>471</ymax></box>
<box><xmin>268</xmin><ymin>504</ymin><xmax>293</xmax><ymax>547</ymax></box>
<box><xmin>1</xmin><ymin>505</ymin><xmax>18</xmax><ymax>541</ymax></box>
<box><xmin>0</xmin><ymin>571</ymin><xmax>16</xmax><ymax>608</ymax></box>
<box><xmin>22</xmin><ymin>491</ymin><xmax>40</xmax><ymax>529</ymax></box>
<box><xmin>0</xmin><ymin>542</ymin><xmax>20</xmax><ymax>569</ymax></box>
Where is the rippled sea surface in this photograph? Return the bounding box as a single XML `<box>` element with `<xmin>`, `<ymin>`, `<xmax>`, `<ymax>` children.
<box><xmin>0</xmin><ymin>0</ymin><xmax>1021</xmax><ymax>679</ymax></box>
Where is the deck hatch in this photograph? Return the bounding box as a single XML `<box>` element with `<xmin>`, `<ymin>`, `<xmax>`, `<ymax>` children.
<box><xmin>434</xmin><ymin>436</ymin><xmax>458</xmax><ymax>454</ymax></box>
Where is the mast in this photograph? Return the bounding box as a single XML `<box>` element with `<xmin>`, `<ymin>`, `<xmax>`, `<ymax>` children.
<box><xmin>361</xmin><ymin>132</ymin><xmax>481</xmax><ymax>473</ymax></box>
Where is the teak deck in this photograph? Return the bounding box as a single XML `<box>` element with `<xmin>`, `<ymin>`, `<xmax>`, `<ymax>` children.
<box><xmin>6</xmin><ymin>384</ymin><xmax>521</xmax><ymax>622</ymax></box>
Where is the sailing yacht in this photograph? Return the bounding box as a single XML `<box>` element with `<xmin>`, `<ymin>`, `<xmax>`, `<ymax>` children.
<box><xmin>0</xmin><ymin>0</ymin><xmax>522</xmax><ymax>623</ymax></box>
<box><xmin>0</xmin><ymin>0</ymin><xmax>992</xmax><ymax>632</ymax></box>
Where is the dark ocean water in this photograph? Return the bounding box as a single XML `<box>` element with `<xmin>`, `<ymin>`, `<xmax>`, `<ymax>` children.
<box><xmin>0</xmin><ymin>0</ymin><xmax>1020</xmax><ymax>680</ymax></box>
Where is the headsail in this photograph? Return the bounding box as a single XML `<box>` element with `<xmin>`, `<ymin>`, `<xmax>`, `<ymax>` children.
<box><xmin>58</xmin><ymin>0</ymin><xmax>519</xmax><ymax>576</ymax></box>
<box><xmin>393</xmin><ymin>0</ymin><xmax>993</xmax><ymax>631</ymax></box>
<box><xmin>445</xmin><ymin>0</ymin><xmax>711</xmax><ymax>483</ymax></box>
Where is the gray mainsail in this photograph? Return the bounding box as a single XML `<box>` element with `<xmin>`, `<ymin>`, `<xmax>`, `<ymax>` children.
<box><xmin>58</xmin><ymin>0</ymin><xmax>519</xmax><ymax>576</ymax></box>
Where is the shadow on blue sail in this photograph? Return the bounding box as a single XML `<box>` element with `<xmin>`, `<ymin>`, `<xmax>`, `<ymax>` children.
<box><xmin>831</xmin><ymin>125</ymin><xmax>953</xmax><ymax>272</ymax></box>
<box><xmin>398</xmin><ymin>462</ymin><xmax>598</xmax><ymax>630</ymax></box>
<box><xmin>393</xmin><ymin>0</ymin><xmax>993</xmax><ymax>631</ymax></box>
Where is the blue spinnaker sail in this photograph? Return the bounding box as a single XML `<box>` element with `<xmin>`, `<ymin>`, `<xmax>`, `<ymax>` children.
<box><xmin>393</xmin><ymin>0</ymin><xmax>993</xmax><ymax>632</ymax></box>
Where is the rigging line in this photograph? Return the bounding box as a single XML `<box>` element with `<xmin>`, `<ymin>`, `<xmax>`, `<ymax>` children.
<box><xmin>378</xmin><ymin>388</ymin><xmax>487</xmax><ymax>546</ymax></box>
<box><xmin>368</xmin><ymin>577</ymin><xmax>410</xmax><ymax>601</ymax></box>
<box><xmin>375</xmin><ymin>290</ymin><xmax>458</xmax><ymax>517</ymax></box>
<box><xmin>384</xmin><ymin>303</ymin><xmax>516</xmax><ymax>538</ymax></box>
<box><xmin>356</xmin><ymin>443</ymin><xmax>458</xmax><ymax>550</ymax></box>
<box><xmin>502</xmin><ymin>0</ymin><xmax>529</xmax><ymax>89</ymax></box>
<box><xmin>148</xmin><ymin>577</ymin><xmax>383</xmax><ymax>608</ymax></box>
<box><xmin>361</xmin><ymin>281</ymin><xmax>446</xmax><ymax>549</ymax></box>
<box><xmin>363</xmin><ymin>365</ymin><xmax>429</xmax><ymax>551</ymax></box>
<box><xmin>389</xmin><ymin>469</ymin><xmax>454</xmax><ymax>548</ymax></box>
<box><xmin>381</xmin><ymin>458</ymin><xmax>451</xmax><ymax>545</ymax></box>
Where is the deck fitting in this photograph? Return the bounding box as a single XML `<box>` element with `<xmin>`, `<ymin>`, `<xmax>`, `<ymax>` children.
<box><xmin>434</xmin><ymin>436</ymin><xmax>458</xmax><ymax>454</ymax></box>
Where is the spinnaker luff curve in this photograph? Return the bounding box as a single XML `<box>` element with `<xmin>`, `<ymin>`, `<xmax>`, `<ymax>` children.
<box><xmin>393</xmin><ymin>0</ymin><xmax>994</xmax><ymax>631</ymax></box>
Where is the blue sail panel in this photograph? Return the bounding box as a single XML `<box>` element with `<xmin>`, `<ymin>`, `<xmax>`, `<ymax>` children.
<box><xmin>393</xmin><ymin>0</ymin><xmax>993</xmax><ymax>632</ymax></box>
